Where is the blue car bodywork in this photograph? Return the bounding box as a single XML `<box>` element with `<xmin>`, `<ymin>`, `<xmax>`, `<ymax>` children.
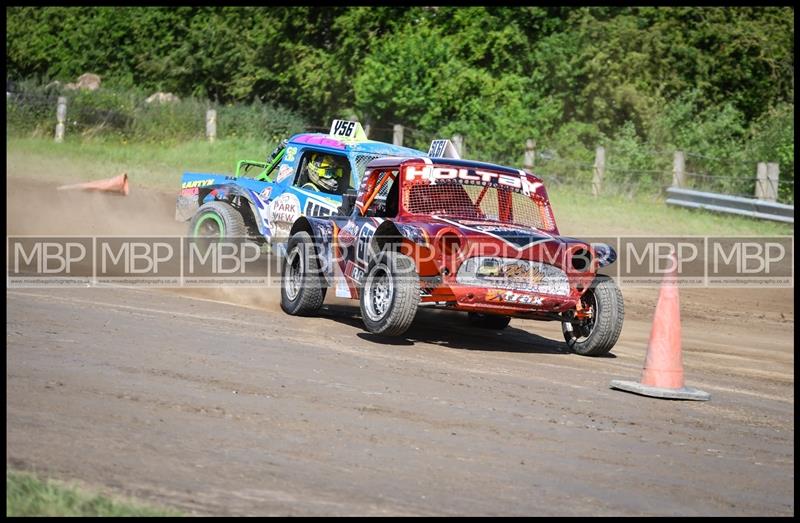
<box><xmin>175</xmin><ymin>121</ymin><xmax>426</xmax><ymax>249</ymax></box>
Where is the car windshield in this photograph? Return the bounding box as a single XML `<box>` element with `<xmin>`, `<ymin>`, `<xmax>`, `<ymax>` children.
<box><xmin>403</xmin><ymin>177</ymin><xmax>557</xmax><ymax>232</ymax></box>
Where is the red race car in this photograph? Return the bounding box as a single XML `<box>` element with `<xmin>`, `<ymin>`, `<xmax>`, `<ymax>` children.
<box><xmin>281</xmin><ymin>143</ymin><xmax>623</xmax><ymax>356</ymax></box>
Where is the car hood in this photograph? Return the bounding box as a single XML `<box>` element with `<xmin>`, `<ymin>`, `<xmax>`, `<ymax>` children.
<box><xmin>423</xmin><ymin>216</ymin><xmax>570</xmax><ymax>250</ymax></box>
<box><xmin>397</xmin><ymin>216</ymin><xmax>617</xmax><ymax>268</ymax></box>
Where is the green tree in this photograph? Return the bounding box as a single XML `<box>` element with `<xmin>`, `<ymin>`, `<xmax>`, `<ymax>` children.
<box><xmin>5</xmin><ymin>5</ymin><xmax>794</xmax><ymax>192</ymax></box>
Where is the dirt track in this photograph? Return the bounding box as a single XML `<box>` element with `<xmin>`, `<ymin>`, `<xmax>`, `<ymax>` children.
<box><xmin>6</xmin><ymin>179</ymin><xmax>795</xmax><ymax>515</ymax></box>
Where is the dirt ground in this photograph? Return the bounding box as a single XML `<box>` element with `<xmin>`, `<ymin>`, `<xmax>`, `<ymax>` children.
<box><xmin>6</xmin><ymin>178</ymin><xmax>795</xmax><ymax>515</ymax></box>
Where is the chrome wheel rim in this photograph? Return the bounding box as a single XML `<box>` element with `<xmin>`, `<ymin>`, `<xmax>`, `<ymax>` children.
<box><xmin>364</xmin><ymin>263</ymin><xmax>394</xmax><ymax>321</ymax></box>
<box><xmin>285</xmin><ymin>247</ymin><xmax>303</xmax><ymax>301</ymax></box>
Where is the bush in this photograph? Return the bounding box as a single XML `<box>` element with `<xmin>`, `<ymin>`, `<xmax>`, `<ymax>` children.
<box><xmin>128</xmin><ymin>97</ymin><xmax>206</xmax><ymax>142</ymax></box>
<box><xmin>66</xmin><ymin>87</ymin><xmax>137</xmax><ymax>139</ymax></box>
<box><xmin>6</xmin><ymin>78</ymin><xmax>62</xmax><ymax>137</ymax></box>
<box><xmin>744</xmin><ymin>102</ymin><xmax>794</xmax><ymax>203</ymax></box>
<box><xmin>605</xmin><ymin>121</ymin><xmax>671</xmax><ymax>196</ymax></box>
<box><xmin>528</xmin><ymin>121</ymin><xmax>603</xmax><ymax>187</ymax></box>
<box><xmin>216</xmin><ymin>99</ymin><xmax>307</xmax><ymax>144</ymax></box>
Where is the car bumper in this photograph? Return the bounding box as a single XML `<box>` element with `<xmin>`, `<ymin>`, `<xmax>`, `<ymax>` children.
<box><xmin>442</xmin><ymin>285</ymin><xmax>580</xmax><ymax>316</ymax></box>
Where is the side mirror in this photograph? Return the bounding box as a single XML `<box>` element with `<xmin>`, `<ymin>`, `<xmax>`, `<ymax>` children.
<box><xmin>338</xmin><ymin>189</ymin><xmax>357</xmax><ymax>216</ymax></box>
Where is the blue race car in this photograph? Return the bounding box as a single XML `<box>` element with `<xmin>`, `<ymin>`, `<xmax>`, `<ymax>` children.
<box><xmin>175</xmin><ymin>120</ymin><xmax>426</xmax><ymax>252</ymax></box>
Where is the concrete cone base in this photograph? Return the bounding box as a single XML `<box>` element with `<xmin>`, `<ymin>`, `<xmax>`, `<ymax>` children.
<box><xmin>610</xmin><ymin>380</ymin><xmax>711</xmax><ymax>401</ymax></box>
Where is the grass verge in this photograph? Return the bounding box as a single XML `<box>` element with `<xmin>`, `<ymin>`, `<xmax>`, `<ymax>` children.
<box><xmin>6</xmin><ymin>135</ymin><xmax>793</xmax><ymax>237</ymax></box>
<box><xmin>6</xmin><ymin>135</ymin><xmax>270</xmax><ymax>190</ymax></box>
<box><xmin>548</xmin><ymin>189</ymin><xmax>793</xmax><ymax>236</ymax></box>
<box><xmin>6</xmin><ymin>469</ymin><xmax>180</xmax><ymax>516</ymax></box>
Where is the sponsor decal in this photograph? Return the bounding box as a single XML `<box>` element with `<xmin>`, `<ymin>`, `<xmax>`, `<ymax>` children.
<box><xmin>345</xmin><ymin>260</ymin><xmax>366</xmax><ymax>284</ymax></box>
<box><xmin>268</xmin><ymin>193</ymin><xmax>301</xmax><ymax>236</ymax></box>
<box><xmin>259</xmin><ymin>186</ymin><xmax>272</xmax><ymax>201</ymax></box>
<box><xmin>338</xmin><ymin>221</ymin><xmax>359</xmax><ymax>248</ymax></box>
<box><xmin>486</xmin><ymin>289</ymin><xmax>544</xmax><ymax>306</ymax></box>
<box><xmin>404</xmin><ymin>166</ymin><xmax>542</xmax><ymax>195</ymax></box>
<box><xmin>276</xmin><ymin>163</ymin><xmax>294</xmax><ymax>183</ymax></box>
<box><xmin>472</xmin><ymin>223</ymin><xmax>528</xmax><ymax>233</ymax></box>
<box><xmin>284</xmin><ymin>147</ymin><xmax>297</xmax><ymax>162</ymax></box>
<box><xmin>356</xmin><ymin>223</ymin><xmax>376</xmax><ymax>263</ymax></box>
<box><xmin>501</xmin><ymin>261</ymin><xmax>544</xmax><ymax>282</ymax></box>
<box><xmin>181</xmin><ymin>179</ymin><xmax>214</xmax><ymax>189</ymax></box>
<box><xmin>475</xmin><ymin>259</ymin><xmax>544</xmax><ymax>283</ymax></box>
<box><xmin>304</xmin><ymin>199</ymin><xmax>337</xmax><ymax>217</ymax></box>
<box><xmin>310</xmin><ymin>220</ymin><xmax>334</xmax><ymax>242</ymax></box>
<box><xmin>180</xmin><ymin>187</ymin><xmax>199</xmax><ymax>196</ymax></box>
<box><xmin>397</xmin><ymin>224</ymin><xmax>428</xmax><ymax>246</ymax></box>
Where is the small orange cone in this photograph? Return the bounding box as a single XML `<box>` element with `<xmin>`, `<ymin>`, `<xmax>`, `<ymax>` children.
<box><xmin>610</xmin><ymin>252</ymin><xmax>710</xmax><ymax>400</ymax></box>
<box><xmin>57</xmin><ymin>173</ymin><xmax>129</xmax><ymax>196</ymax></box>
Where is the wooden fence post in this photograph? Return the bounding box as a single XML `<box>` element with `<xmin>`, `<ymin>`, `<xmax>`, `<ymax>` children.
<box><xmin>523</xmin><ymin>139</ymin><xmax>536</xmax><ymax>170</ymax></box>
<box><xmin>452</xmin><ymin>134</ymin><xmax>464</xmax><ymax>157</ymax></box>
<box><xmin>55</xmin><ymin>96</ymin><xmax>67</xmax><ymax>143</ymax></box>
<box><xmin>755</xmin><ymin>162</ymin><xmax>768</xmax><ymax>200</ymax></box>
<box><xmin>206</xmin><ymin>109</ymin><xmax>217</xmax><ymax>143</ymax></box>
<box><xmin>393</xmin><ymin>124</ymin><xmax>404</xmax><ymax>146</ymax></box>
<box><xmin>766</xmin><ymin>163</ymin><xmax>779</xmax><ymax>202</ymax></box>
<box><xmin>592</xmin><ymin>146</ymin><xmax>605</xmax><ymax>197</ymax></box>
<box><xmin>672</xmin><ymin>150</ymin><xmax>686</xmax><ymax>188</ymax></box>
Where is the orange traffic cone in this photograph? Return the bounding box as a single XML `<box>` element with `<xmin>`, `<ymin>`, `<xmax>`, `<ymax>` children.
<box><xmin>610</xmin><ymin>252</ymin><xmax>710</xmax><ymax>400</ymax></box>
<box><xmin>57</xmin><ymin>173</ymin><xmax>129</xmax><ymax>196</ymax></box>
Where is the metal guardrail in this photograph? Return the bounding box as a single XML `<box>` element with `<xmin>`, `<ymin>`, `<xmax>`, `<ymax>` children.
<box><xmin>666</xmin><ymin>187</ymin><xmax>794</xmax><ymax>224</ymax></box>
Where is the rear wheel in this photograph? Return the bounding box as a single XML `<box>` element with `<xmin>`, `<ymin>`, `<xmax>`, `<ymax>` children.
<box><xmin>188</xmin><ymin>201</ymin><xmax>247</xmax><ymax>239</ymax></box>
<box><xmin>562</xmin><ymin>275</ymin><xmax>624</xmax><ymax>356</ymax></box>
<box><xmin>467</xmin><ymin>313</ymin><xmax>511</xmax><ymax>330</ymax></box>
<box><xmin>360</xmin><ymin>251</ymin><xmax>420</xmax><ymax>336</ymax></box>
<box><xmin>280</xmin><ymin>232</ymin><xmax>327</xmax><ymax>316</ymax></box>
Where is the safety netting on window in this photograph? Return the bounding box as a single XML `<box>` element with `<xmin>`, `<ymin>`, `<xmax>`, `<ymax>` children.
<box><xmin>403</xmin><ymin>181</ymin><xmax>557</xmax><ymax>232</ymax></box>
<box><xmin>354</xmin><ymin>154</ymin><xmax>381</xmax><ymax>181</ymax></box>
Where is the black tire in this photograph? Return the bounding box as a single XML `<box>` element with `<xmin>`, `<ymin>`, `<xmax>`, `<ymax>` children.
<box><xmin>188</xmin><ymin>201</ymin><xmax>248</xmax><ymax>239</ymax></box>
<box><xmin>467</xmin><ymin>312</ymin><xmax>511</xmax><ymax>330</ymax></box>
<box><xmin>280</xmin><ymin>231</ymin><xmax>327</xmax><ymax>316</ymax></box>
<box><xmin>359</xmin><ymin>251</ymin><xmax>420</xmax><ymax>336</ymax></box>
<box><xmin>562</xmin><ymin>274</ymin><xmax>624</xmax><ymax>356</ymax></box>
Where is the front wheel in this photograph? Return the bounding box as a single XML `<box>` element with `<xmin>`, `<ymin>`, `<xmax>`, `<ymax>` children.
<box><xmin>360</xmin><ymin>251</ymin><xmax>420</xmax><ymax>336</ymax></box>
<box><xmin>562</xmin><ymin>275</ymin><xmax>624</xmax><ymax>356</ymax></box>
<box><xmin>280</xmin><ymin>231</ymin><xmax>327</xmax><ymax>316</ymax></box>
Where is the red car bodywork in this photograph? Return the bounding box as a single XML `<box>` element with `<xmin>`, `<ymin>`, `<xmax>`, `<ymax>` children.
<box><xmin>344</xmin><ymin>157</ymin><xmax>604</xmax><ymax>320</ymax></box>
